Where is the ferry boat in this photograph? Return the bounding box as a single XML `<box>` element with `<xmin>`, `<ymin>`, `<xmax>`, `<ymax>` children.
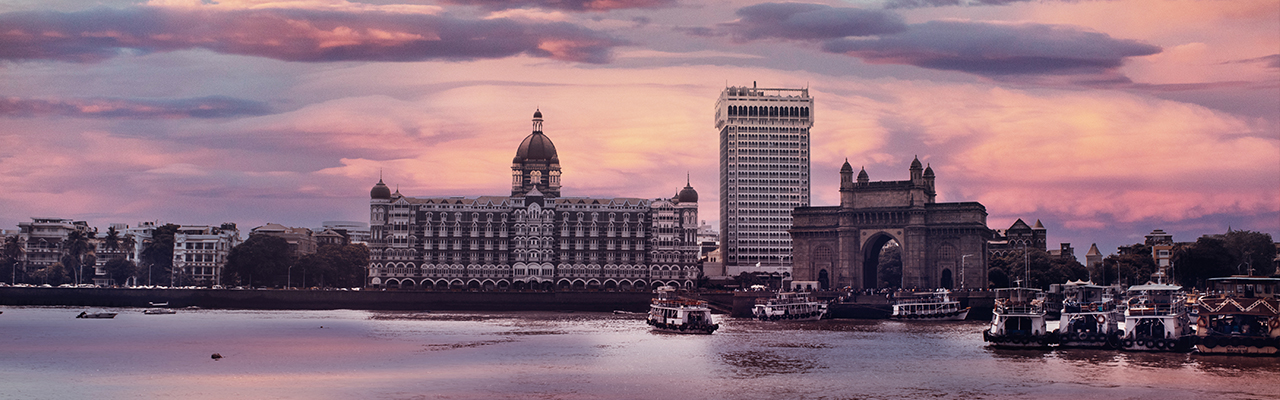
<box><xmin>1056</xmin><ymin>281</ymin><xmax>1122</xmax><ymax>348</ymax></box>
<box><xmin>1193</xmin><ymin>276</ymin><xmax>1280</xmax><ymax>355</ymax></box>
<box><xmin>753</xmin><ymin>291</ymin><xmax>827</xmax><ymax>321</ymax></box>
<box><xmin>646</xmin><ymin>286</ymin><xmax>718</xmax><ymax>334</ymax></box>
<box><xmin>890</xmin><ymin>289</ymin><xmax>969</xmax><ymax>321</ymax></box>
<box><xmin>1121</xmin><ymin>283</ymin><xmax>1194</xmax><ymax>352</ymax></box>
<box><xmin>983</xmin><ymin>287</ymin><xmax>1054</xmax><ymax>348</ymax></box>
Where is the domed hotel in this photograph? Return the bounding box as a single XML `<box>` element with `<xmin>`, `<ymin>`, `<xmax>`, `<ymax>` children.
<box><xmin>367</xmin><ymin>111</ymin><xmax>701</xmax><ymax>291</ymax></box>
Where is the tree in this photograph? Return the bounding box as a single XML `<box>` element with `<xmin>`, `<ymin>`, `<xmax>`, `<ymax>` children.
<box><xmin>103</xmin><ymin>258</ymin><xmax>137</xmax><ymax>286</ymax></box>
<box><xmin>1221</xmin><ymin>230</ymin><xmax>1276</xmax><ymax>276</ymax></box>
<box><xmin>295</xmin><ymin>243</ymin><xmax>370</xmax><ymax>288</ymax></box>
<box><xmin>1172</xmin><ymin>230</ymin><xmax>1276</xmax><ymax>289</ymax></box>
<box><xmin>1101</xmin><ymin>244</ymin><xmax>1156</xmax><ymax>287</ymax></box>
<box><xmin>2</xmin><ymin>235</ymin><xmax>24</xmax><ymax>284</ymax></box>
<box><xmin>224</xmin><ymin>234</ymin><xmax>294</xmax><ymax>288</ymax></box>
<box><xmin>33</xmin><ymin>262</ymin><xmax>68</xmax><ymax>285</ymax></box>
<box><xmin>62</xmin><ymin>229</ymin><xmax>96</xmax><ymax>285</ymax></box>
<box><xmin>139</xmin><ymin>224</ymin><xmax>179</xmax><ymax>286</ymax></box>
<box><xmin>877</xmin><ymin>242</ymin><xmax>902</xmax><ymax>289</ymax></box>
<box><xmin>104</xmin><ymin>226</ymin><xmax>120</xmax><ymax>252</ymax></box>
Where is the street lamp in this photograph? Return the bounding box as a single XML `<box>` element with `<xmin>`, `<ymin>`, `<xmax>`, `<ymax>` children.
<box><xmin>961</xmin><ymin>254</ymin><xmax>973</xmax><ymax>290</ymax></box>
<box><xmin>288</xmin><ymin>265</ymin><xmax>293</xmax><ymax>290</ymax></box>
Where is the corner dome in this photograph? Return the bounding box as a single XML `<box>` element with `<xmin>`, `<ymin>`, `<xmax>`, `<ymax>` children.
<box><xmin>840</xmin><ymin>159</ymin><xmax>853</xmax><ymax>173</ymax></box>
<box><xmin>371</xmin><ymin>179</ymin><xmax>391</xmax><ymax>199</ymax></box>
<box><xmin>910</xmin><ymin>156</ymin><xmax>922</xmax><ymax>170</ymax></box>
<box><xmin>924</xmin><ymin>164</ymin><xmax>934</xmax><ymax>177</ymax></box>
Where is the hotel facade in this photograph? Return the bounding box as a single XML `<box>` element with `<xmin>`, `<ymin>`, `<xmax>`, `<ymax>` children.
<box><xmin>366</xmin><ymin>111</ymin><xmax>701</xmax><ymax>290</ymax></box>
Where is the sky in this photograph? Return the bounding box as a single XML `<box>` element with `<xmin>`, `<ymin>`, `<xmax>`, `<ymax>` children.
<box><xmin>0</xmin><ymin>0</ymin><xmax>1276</xmax><ymax>258</ymax></box>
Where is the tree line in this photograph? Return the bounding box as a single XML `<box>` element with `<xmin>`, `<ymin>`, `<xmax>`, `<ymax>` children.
<box><xmin>1</xmin><ymin>223</ymin><xmax>369</xmax><ymax>289</ymax></box>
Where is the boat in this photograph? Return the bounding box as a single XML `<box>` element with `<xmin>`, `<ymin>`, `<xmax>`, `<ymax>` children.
<box><xmin>646</xmin><ymin>286</ymin><xmax>718</xmax><ymax>334</ymax></box>
<box><xmin>983</xmin><ymin>287</ymin><xmax>1054</xmax><ymax>348</ymax></box>
<box><xmin>1193</xmin><ymin>276</ymin><xmax>1280</xmax><ymax>355</ymax></box>
<box><xmin>143</xmin><ymin>308</ymin><xmax>176</xmax><ymax>315</ymax></box>
<box><xmin>889</xmin><ymin>289</ymin><xmax>969</xmax><ymax>321</ymax></box>
<box><xmin>753</xmin><ymin>291</ymin><xmax>828</xmax><ymax>321</ymax></box>
<box><xmin>1121</xmin><ymin>282</ymin><xmax>1194</xmax><ymax>352</ymax></box>
<box><xmin>76</xmin><ymin>310</ymin><xmax>118</xmax><ymax>319</ymax></box>
<box><xmin>148</xmin><ymin>302</ymin><xmax>169</xmax><ymax>307</ymax></box>
<box><xmin>1056</xmin><ymin>281</ymin><xmax>1123</xmax><ymax>348</ymax></box>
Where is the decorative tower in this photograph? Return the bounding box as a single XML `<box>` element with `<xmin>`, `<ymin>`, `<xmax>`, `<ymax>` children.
<box><xmin>511</xmin><ymin>109</ymin><xmax>561</xmax><ymax>198</ymax></box>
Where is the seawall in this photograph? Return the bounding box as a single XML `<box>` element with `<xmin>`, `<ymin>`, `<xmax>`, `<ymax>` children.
<box><xmin>0</xmin><ymin>287</ymin><xmax>993</xmax><ymax>318</ymax></box>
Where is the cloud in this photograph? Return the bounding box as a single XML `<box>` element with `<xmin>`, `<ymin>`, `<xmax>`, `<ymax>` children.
<box><xmin>883</xmin><ymin>0</ymin><xmax>1035</xmax><ymax>9</ymax></box>
<box><xmin>821</xmin><ymin>20</ymin><xmax>1161</xmax><ymax>77</ymax></box>
<box><xmin>1224</xmin><ymin>54</ymin><xmax>1280</xmax><ymax>69</ymax></box>
<box><xmin>0</xmin><ymin>96</ymin><xmax>272</xmax><ymax>119</ymax></box>
<box><xmin>0</xmin><ymin>6</ymin><xmax>626</xmax><ymax>64</ymax></box>
<box><xmin>440</xmin><ymin>0</ymin><xmax>678</xmax><ymax>12</ymax></box>
<box><xmin>717</xmin><ymin>2</ymin><xmax>907</xmax><ymax>42</ymax></box>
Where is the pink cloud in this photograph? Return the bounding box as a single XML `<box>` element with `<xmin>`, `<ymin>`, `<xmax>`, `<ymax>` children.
<box><xmin>0</xmin><ymin>6</ymin><xmax>625</xmax><ymax>64</ymax></box>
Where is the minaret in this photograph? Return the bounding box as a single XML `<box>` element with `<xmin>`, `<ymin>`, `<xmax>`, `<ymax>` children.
<box><xmin>839</xmin><ymin>159</ymin><xmax>854</xmax><ymax>208</ymax></box>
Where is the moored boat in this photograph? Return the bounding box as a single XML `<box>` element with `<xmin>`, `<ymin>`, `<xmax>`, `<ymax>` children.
<box><xmin>983</xmin><ymin>287</ymin><xmax>1054</xmax><ymax>348</ymax></box>
<box><xmin>1057</xmin><ymin>281</ymin><xmax>1123</xmax><ymax>348</ymax></box>
<box><xmin>890</xmin><ymin>289</ymin><xmax>969</xmax><ymax>321</ymax></box>
<box><xmin>647</xmin><ymin>286</ymin><xmax>718</xmax><ymax>334</ymax></box>
<box><xmin>1193</xmin><ymin>276</ymin><xmax>1280</xmax><ymax>355</ymax></box>
<box><xmin>1121</xmin><ymin>283</ymin><xmax>1194</xmax><ymax>352</ymax></box>
<box><xmin>753</xmin><ymin>291</ymin><xmax>827</xmax><ymax>321</ymax></box>
<box><xmin>76</xmin><ymin>310</ymin><xmax>117</xmax><ymax>319</ymax></box>
<box><xmin>143</xmin><ymin>308</ymin><xmax>176</xmax><ymax>315</ymax></box>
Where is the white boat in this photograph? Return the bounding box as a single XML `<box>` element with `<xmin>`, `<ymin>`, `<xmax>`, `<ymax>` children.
<box><xmin>1121</xmin><ymin>282</ymin><xmax>1194</xmax><ymax>352</ymax></box>
<box><xmin>646</xmin><ymin>286</ymin><xmax>718</xmax><ymax>334</ymax></box>
<box><xmin>143</xmin><ymin>308</ymin><xmax>176</xmax><ymax>315</ymax></box>
<box><xmin>1057</xmin><ymin>281</ymin><xmax>1123</xmax><ymax>348</ymax></box>
<box><xmin>983</xmin><ymin>287</ymin><xmax>1053</xmax><ymax>348</ymax></box>
<box><xmin>890</xmin><ymin>289</ymin><xmax>969</xmax><ymax>321</ymax></box>
<box><xmin>1193</xmin><ymin>276</ymin><xmax>1279</xmax><ymax>355</ymax></box>
<box><xmin>753</xmin><ymin>291</ymin><xmax>828</xmax><ymax>321</ymax></box>
<box><xmin>76</xmin><ymin>310</ymin><xmax>117</xmax><ymax>319</ymax></box>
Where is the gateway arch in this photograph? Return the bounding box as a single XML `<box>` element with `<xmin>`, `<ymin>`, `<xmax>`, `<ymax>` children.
<box><xmin>790</xmin><ymin>158</ymin><xmax>990</xmax><ymax>290</ymax></box>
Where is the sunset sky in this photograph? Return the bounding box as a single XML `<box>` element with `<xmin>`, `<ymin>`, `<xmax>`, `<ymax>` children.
<box><xmin>1</xmin><ymin>0</ymin><xmax>1276</xmax><ymax>257</ymax></box>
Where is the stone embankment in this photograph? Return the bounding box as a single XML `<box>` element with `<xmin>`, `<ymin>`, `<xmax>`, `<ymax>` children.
<box><xmin>0</xmin><ymin>287</ymin><xmax>993</xmax><ymax>318</ymax></box>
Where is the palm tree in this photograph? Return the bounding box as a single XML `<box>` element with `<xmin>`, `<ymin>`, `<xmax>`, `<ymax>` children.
<box><xmin>3</xmin><ymin>236</ymin><xmax>24</xmax><ymax>284</ymax></box>
<box><xmin>104</xmin><ymin>226</ymin><xmax>120</xmax><ymax>253</ymax></box>
<box><xmin>63</xmin><ymin>229</ymin><xmax>96</xmax><ymax>285</ymax></box>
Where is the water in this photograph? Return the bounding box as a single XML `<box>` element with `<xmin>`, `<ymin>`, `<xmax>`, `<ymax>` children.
<box><xmin>1</xmin><ymin>306</ymin><xmax>1276</xmax><ymax>400</ymax></box>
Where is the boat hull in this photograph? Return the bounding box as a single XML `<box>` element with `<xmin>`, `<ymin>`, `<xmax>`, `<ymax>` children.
<box><xmin>891</xmin><ymin>308</ymin><xmax>969</xmax><ymax>321</ymax></box>
<box><xmin>1194</xmin><ymin>336</ymin><xmax>1280</xmax><ymax>355</ymax></box>
<box><xmin>646</xmin><ymin>319</ymin><xmax>718</xmax><ymax>334</ymax></box>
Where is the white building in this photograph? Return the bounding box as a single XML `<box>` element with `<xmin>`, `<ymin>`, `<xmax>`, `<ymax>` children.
<box><xmin>320</xmin><ymin>221</ymin><xmax>370</xmax><ymax>244</ymax></box>
<box><xmin>172</xmin><ymin>224</ymin><xmax>240</xmax><ymax>286</ymax></box>
<box><xmin>714</xmin><ymin>83</ymin><xmax>813</xmax><ymax>275</ymax></box>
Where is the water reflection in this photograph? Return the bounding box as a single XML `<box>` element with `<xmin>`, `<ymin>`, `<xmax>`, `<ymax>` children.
<box><xmin>719</xmin><ymin>350</ymin><xmax>820</xmax><ymax>379</ymax></box>
<box><xmin>2</xmin><ymin>307</ymin><xmax>1278</xmax><ymax>400</ymax></box>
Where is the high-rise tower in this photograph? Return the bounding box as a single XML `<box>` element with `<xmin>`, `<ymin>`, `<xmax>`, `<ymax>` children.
<box><xmin>715</xmin><ymin>83</ymin><xmax>813</xmax><ymax>272</ymax></box>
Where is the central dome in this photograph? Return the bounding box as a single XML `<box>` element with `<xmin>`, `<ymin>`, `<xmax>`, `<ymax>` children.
<box><xmin>513</xmin><ymin>110</ymin><xmax>558</xmax><ymax>163</ymax></box>
<box><xmin>514</xmin><ymin>132</ymin><xmax>558</xmax><ymax>162</ymax></box>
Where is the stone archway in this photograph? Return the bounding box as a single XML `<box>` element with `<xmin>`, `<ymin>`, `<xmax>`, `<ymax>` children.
<box><xmin>862</xmin><ymin>233</ymin><xmax>898</xmax><ymax>289</ymax></box>
<box><xmin>941</xmin><ymin>268</ymin><xmax>954</xmax><ymax>289</ymax></box>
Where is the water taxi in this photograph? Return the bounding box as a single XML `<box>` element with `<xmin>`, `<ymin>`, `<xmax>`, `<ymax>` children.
<box><xmin>1121</xmin><ymin>283</ymin><xmax>1194</xmax><ymax>352</ymax></box>
<box><xmin>890</xmin><ymin>289</ymin><xmax>969</xmax><ymax>321</ymax></box>
<box><xmin>753</xmin><ymin>291</ymin><xmax>827</xmax><ymax>321</ymax></box>
<box><xmin>983</xmin><ymin>287</ymin><xmax>1054</xmax><ymax>348</ymax></box>
<box><xmin>1057</xmin><ymin>281</ymin><xmax>1122</xmax><ymax>348</ymax></box>
<box><xmin>1194</xmin><ymin>276</ymin><xmax>1279</xmax><ymax>355</ymax></box>
<box><xmin>646</xmin><ymin>286</ymin><xmax>718</xmax><ymax>334</ymax></box>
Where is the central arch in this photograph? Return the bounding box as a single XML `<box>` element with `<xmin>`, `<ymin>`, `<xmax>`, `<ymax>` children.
<box><xmin>862</xmin><ymin>233</ymin><xmax>898</xmax><ymax>289</ymax></box>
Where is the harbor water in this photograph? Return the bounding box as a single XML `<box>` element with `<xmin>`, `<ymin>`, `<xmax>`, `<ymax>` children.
<box><xmin>1</xmin><ymin>306</ymin><xmax>1276</xmax><ymax>399</ymax></box>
